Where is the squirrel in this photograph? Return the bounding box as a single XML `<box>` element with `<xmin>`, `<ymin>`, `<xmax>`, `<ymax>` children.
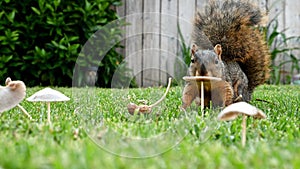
<box><xmin>182</xmin><ymin>0</ymin><xmax>270</xmax><ymax>109</ymax></box>
<box><xmin>0</xmin><ymin>77</ymin><xmax>26</xmax><ymax>113</ymax></box>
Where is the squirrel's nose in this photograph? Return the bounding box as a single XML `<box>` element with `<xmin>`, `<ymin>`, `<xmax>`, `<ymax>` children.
<box><xmin>200</xmin><ymin>64</ymin><xmax>208</xmax><ymax>76</ymax></box>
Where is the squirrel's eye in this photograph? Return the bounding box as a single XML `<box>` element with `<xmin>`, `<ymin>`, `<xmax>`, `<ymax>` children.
<box><xmin>191</xmin><ymin>58</ymin><xmax>195</xmax><ymax>63</ymax></box>
<box><xmin>215</xmin><ymin>58</ymin><xmax>219</xmax><ymax>64</ymax></box>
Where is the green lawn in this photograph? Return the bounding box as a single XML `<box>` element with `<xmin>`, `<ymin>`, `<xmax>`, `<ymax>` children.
<box><xmin>0</xmin><ymin>85</ymin><xmax>299</xmax><ymax>169</ymax></box>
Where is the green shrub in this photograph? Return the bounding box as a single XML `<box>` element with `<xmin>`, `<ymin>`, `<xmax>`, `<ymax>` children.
<box><xmin>261</xmin><ymin>14</ymin><xmax>300</xmax><ymax>84</ymax></box>
<box><xmin>0</xmin><ymin>0</ymin><xmax>125</xmax><ymax>87</ymax></box>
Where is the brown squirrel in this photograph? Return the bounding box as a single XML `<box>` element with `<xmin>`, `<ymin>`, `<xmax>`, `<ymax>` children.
<box><xmin>182</xmin><ymin>0</ymin><xmax>270</xmax><ymax>109</ymax></box>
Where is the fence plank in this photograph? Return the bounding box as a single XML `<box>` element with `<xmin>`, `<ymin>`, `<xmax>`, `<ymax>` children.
<box><xmin>268</xmin><ymin>0</ymin><xmax>289</xmax><ymax>82</ymax></box>
<box><xmin>285</xmin><ymin>0</ymin><xmax>300</xmax><ymax>40</ymax></box>
<box><xmin>161</xmin><ymin>0</ymin><xmax>179</xmax><ymax>84</ymax></box>
<box><xmin>142</xmin><ymin>0</ymin><xmax>161</xmax><ymax>87</ymax></box>
<box><xmin>268</xmin><ymin>0</ymin><xmax>285</xmax><ymax>30</ymax></box>
<box><xmin>116</xmin><ymin>0</ymin><xmax>126</xmax><ymax>71</ymax></box>
<box><xmin>178</xmin><ymin>0</ymin><xmax>195</xmax><ymax>46</ymax></box>
<box><xmin>196</xmin><ymin>0</ymin><xmax>209</xmax><ymax>11</ymax></box>
<box><xmin>124</xmin><ymin>0</ymin><xmax>144</xmax><ymax>86</ymax></box>
<box><xmin>176</xmin><ymin>0</ymin><xmax>196</xmax><ymax>82</ymax></box>
<box><xmin>284</xmin><ymin>0</ymin><xmax>300</xmax><ymax>77</ymax></box>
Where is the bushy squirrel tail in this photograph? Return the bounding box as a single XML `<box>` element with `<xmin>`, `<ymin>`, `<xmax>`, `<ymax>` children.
<box><xmin>192</xmin><ymin>0</ymin><xmax>270</xmax><ymax>93</ymax></box>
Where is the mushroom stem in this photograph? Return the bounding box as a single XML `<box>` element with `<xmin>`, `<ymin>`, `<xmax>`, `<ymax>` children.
<box><xmin>200</xmin><ymin>81</ymin><xmax>204</xmax><ymax>117</ymax></box>
<box><xmin>149</xmin><ymin>78</ymin><xmax>172</xmax><ymax>107</ymax></box>
<box><xmin>127</xmin><ymin>78</ymin><xmax>172</xmax><ymax>114</ymax></box>
<box><xmin>242</xmin><ymin>114</ymin><xmax>247</xmax><ymax>147</ymax></box>
<box><xmin>47</xmin><ymin>102</ymin><xmax>51</xmax><ymax>124</ymax></box>
<box><xmin>17</xmin><ymin>104</ymin><xmax>32</xmax><ymax>120</ymax></box>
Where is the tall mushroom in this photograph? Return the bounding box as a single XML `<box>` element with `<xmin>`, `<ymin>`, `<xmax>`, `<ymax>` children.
<box><xmin>217</xmin><ymin>102</ymin><xmax>266</xmax><ymax>147</ymax></box>
<box><xmin>182</xmin><ymin>76</ymin><xmax>223</xmax><ymax>116</ymax></box>
<box><xmin>26</xmin><ymin>87</ymin><xmax>70</xmax><ymax>124</ymax></box>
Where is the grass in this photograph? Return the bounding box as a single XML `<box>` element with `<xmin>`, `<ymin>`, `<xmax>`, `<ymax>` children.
<box><xmin>0</xmin><ymin>85</ymin><xmax>299</xmax><ymax>169</ymax></box>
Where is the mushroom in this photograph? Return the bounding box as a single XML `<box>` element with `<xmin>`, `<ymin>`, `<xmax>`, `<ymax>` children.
<box><xmin>26</xmin><ymin>87</ymin><xmax>70</xmax><ymax>124</ymax></box>
<box><xmin>127</xmin><ymin>78</ymin><xmax>172</xmax><ymax>114</ymax></box>
<box><xmin>182</xmin><ymin>76</ymin><xmax>222</xmax><ymax>116</ymax></box>
<box><xmin>217</xmin><ymin>101</ymin><xmax>266</xmax><ymax>147</ymax></box>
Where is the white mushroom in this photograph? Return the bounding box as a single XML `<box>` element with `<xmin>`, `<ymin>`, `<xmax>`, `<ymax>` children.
<box><xmin>26</xmin><ymin>87</ymin><xmax>70</xmax><ymax>124</ymax></box>
<box><xmin>217</xmin><ymin>102</ymin><xmax>266</xmax><ymax>147</ymax></box>
<box><xmin>183</xmin><ymin>76</ymin><xmax>222</xmax><ymax>116</ymax></box>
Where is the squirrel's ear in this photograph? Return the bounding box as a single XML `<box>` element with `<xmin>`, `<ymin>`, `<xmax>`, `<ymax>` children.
<box><xmin>191</xmin><ymin>44</ymin><xmax>198</xmax><ymax>55</ymax></box>
<box><xmin>8</xmin><ymin>82</ymin><xmax>17</xmax><ymax>90</ymax></box>
<box><xmin>5</xmin><ymin>77</ymin><xmax>11</xmax><ymax>86</ymax></box>
<box><xmin>214</xmin><ymin>44</ymin><xmax>222</xmax><ymax>60</ymax></box>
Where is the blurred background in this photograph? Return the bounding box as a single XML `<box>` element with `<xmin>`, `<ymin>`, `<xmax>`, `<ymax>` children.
<box><xmin>0</xmin><ymin>0</ymin><xmax>299</xmax><ymax>87</ymax></box>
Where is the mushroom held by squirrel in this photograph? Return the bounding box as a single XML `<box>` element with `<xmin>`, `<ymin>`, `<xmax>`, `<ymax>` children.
<box><xmin>0</xmin><ymin>77</ymin><xmax>31</xmax><ymax>119</ymax></box>
<box><xmin>182</xmin><ymin>0</ymin><xmax>270</xmax><ymax>109</ymax></box>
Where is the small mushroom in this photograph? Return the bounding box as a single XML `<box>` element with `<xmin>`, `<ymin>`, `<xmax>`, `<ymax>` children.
<box><xmin>26</xmin><ymin>87</ymin><xmax>70</xmax><ymax>124</ymax></box>
<box><xmin>217</xmin><ymin>102</ymin><xmax>266</xmax><ymax>147</ymax></box>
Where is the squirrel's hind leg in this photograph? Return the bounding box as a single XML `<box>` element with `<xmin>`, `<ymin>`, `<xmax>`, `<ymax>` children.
<box><xmin>233</xmin><ymin>78</ymin><xmax>250</xmax><ymax>103</ymax></box>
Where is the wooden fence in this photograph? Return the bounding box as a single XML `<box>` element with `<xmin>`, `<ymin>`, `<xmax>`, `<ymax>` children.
<box><xmin>116</xmin><ymin>0</ymin><xmax>300</xmax><ymax>87</ymax></box>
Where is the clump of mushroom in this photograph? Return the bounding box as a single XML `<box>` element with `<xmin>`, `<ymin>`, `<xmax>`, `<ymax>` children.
<box><xmin>27</xmin><ymin>87</ymin><xmax>70</xmax><ymax>124</ymax></box>
<box><xmin>218</xmin><ymin>102</ymin><xmax>266</xmax><ymax>147</ymax></box>
<box><xmin>127</xmin><ymin>78</ymin><xmax>172</xmax><ymax>114</ymax></box>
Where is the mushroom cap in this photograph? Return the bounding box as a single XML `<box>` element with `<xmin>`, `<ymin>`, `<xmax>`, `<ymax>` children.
<box><xmin>26</xmin><ymin>87</ymin><xmax>70</xmax><ymax>102</ymax></box>
<box><xmin>183</xmin><ymin>76</ymin><xmax>222</xmax><ymax>82</ymax></box>
<box><xmin>218</xmin><ymin>102</ymin><xmax>266</xmax><ymax>121</ymax></box>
